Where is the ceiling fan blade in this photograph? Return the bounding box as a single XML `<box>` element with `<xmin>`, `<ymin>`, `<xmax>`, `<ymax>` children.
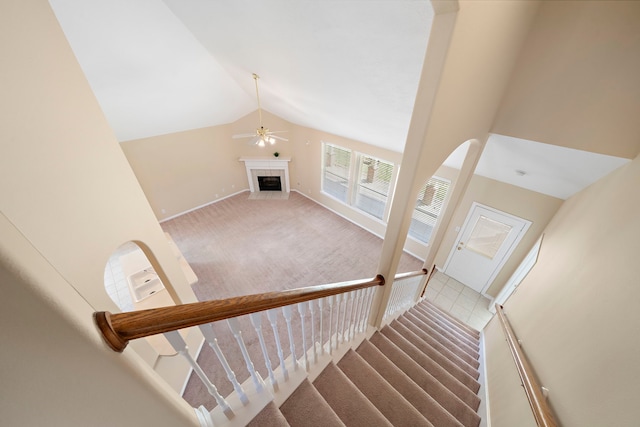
<box><xmin>232</xmin><ymin>133</ymin><xmax>257</xmax><ymax>139</ymax></box>
<box><xmin>267</xmin><ymin>130</ymin><xmax>288</xmax><ymax>134</ymax></box>
<box><xmin>270</xmin><ymin>135</ymin><xmax>289</xmax><ymax>142</ymax></box>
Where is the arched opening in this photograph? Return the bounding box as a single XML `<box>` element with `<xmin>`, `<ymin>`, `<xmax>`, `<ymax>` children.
<box><xmin>104</xmin><ymin>241</ymin><xmax>159</xmax><ymax>312</ymax></box>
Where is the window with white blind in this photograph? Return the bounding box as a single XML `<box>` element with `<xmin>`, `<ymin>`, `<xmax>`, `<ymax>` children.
<box><xmin>322</xmin><ymin>143</ymin><xmax>352</xmax><ymax>202</ymax></box>
<box><xmin>408</xmin><ymin>176</ymin><xmax>450</xmax><ymax>244</ymax></box>
<box><xmin>352</xmin><ymin>155</ymin><xmax>395</xmax><ymax>220</ymax></box>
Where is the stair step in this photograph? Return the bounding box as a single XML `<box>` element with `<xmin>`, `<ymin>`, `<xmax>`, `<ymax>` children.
<box><xmin>397</xmin><ymin>315</ymin><xmax>480</xmax><ymax>378</ymax></box>
<box><xmin>280</xmin><ymin>379</ymin><xmax>345</xmax><ymax>427</ymax></box>
<box><xmin>380</xmin><ymin>326</ymin><xmax>481</xmax><ymax>408</ymax></box>
<box><xmin>370</xmin><ymin>332</ymin><xmax>481</xmax><ymax>427</ymax></box>
<box><xmin>246</xmin><ymin>401</ymin><xmax>290</xmax><ymax>427</ymax></box>
<box><xmin>419</xmin><ymin>299</ymin><xmax>481</xmax><ymax>339</ymax></box>
<box><xmin>404</xmin><ymin>311</ymin><xmax>480</xmax><ymax>366</ymax></box>
<box><xmin>389</xmin><ymin>320</ymin><xmax>481</xmax><ymax>391</ymax></box>
<box><xmin>409</xmin><ymin>308</ymin><xmax>480</xmax><ymax>358</ymax></box>
<box><xmin>413</xmin><ymin>305</ymin><xmax>481</xmax><ymax>351</ymax></box>
<box><xmin>337</xmin><ymin>349</ymin><xmax>433</xmax><ymax>426</ymax></box>
<box><xmin>314</xmin><ymin>363</ymin><xmax>393</xmax><ymax>427</ymax></box>
<box><xmin>356</xmin><ymin>340</ymin><xmax>465</xmax><ymax>427</ymax></box>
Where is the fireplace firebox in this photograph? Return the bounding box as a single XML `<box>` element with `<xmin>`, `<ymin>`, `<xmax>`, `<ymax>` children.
<box><xmin>257</xmin><ymin>176</ymin><xmax>282</xmax><ymax>191</ymax></box>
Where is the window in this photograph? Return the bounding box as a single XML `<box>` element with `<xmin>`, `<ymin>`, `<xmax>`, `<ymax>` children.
<box><xmin>322</xmin><ymin>143</ymin><xmax>351</xmax><ymax>203</ymax></box>
<box><xmin>408</xmin><ymin>176</ymin><xmax>450</xmax><ymax>244</ymax></box>
<box><xmin>321</xmin><ymin>142</ymin><xmax>398</xmax><ymax>222</ymax></box>
<box><xmin>352</xmin><ymin>156</ymin><xmax>394</xmax><ymax>220</ymax></box>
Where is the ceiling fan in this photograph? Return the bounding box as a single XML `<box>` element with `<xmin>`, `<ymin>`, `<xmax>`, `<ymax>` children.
<box><xmin>232</xmin><ymin>73</ymin><xmax>288</xmax><ymax>147</ymax></box>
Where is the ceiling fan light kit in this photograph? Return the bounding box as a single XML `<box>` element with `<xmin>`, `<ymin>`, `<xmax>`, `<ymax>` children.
<box><xmin>232</xmin><ymin>73</ymin><xmax>288</xmax><ymax>147</ymax></box>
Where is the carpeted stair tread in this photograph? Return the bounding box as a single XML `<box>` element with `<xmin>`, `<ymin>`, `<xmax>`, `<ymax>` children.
<box><xmin>356</xmin><ymin>340</ymin><xmax>465</xmax><ymax>427</ymax></box>
<box><xmin>397</xmin><ymin>315</ymin><xmax>480</xmax><ymax>378</ymax></box>
<box><xmin>280</xmin><ymin>379</ymin><xmax>345</xmax><ymax>427</ymax></box>
<box><xmin>337</xmin><ymin>349</ymin><xmax>433</xmax><ymax>426</ymax></box>
<box><xmin>405</xmin><ymin>311</ymin><xmax>480</xmax><ymax>364</ymax></box>
<box><xmin>314</xmin><ymin>363</ymin><xmax>393</xmax><ymax>427</ymax></box>
<box><xmin>414</xmin><ymin>303</ymin><xmax>481</xmax><ymax>344</ymax></box>
<box><xmin>380</xmin><ymin>326</ymin><xmax>481</xmax><ymax>408</ymax></box>
<box><xmin>412</xmin><ymin>305</ymin><xmax>480</xmax><ymax>351</ymax></box>
<box><xmin>369</xmin><ymin>332</ymin><xmax>481</xmax><ymax>427</ymax></box>
<box><xmin>419</xmin><ymin>300</ymin><xmax>481</xmax><ymax>339</ymax></box>
<box><xmin>389</xmin><ymin>320</ymin><xmax>481</xmax><ymax>391</ymax></box>
<box><xmin>409</xmin><ymin>308</ymin><xmax>480</xmax><ymax>358</ymax></box>
<box><xmin>246</xmin><ymin>401</ymin><xmax>291</xmax><ymax>427</ymax></box>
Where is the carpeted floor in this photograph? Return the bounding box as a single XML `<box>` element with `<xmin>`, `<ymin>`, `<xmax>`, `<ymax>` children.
<box><xmin>161</xmin><ymin>191</ymin><xmax>424</xmax><ymax>302</ymax></box>
<box><xmin>160</xmin><ymin>191</ymin><xmax>424</xmax><ymax>410</ymax></box>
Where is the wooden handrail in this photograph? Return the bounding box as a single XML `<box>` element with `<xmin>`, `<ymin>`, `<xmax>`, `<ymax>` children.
<box><xmin>495</xmin><ymin>304</ymin><xmax>559</xmax><ymax>427</ymax></box>
<box><xmin>393</xmin><ymin>268</ymin><xmax>429</xmax><ymax>281</ymax></box>
<box><xmin>96</xmin><ymin>275</ymin><xmax>384</xmax><ymax>352</ymax></box>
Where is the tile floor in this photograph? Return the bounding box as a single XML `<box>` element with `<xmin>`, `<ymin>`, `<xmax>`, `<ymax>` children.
<box><xmin>423</xmin><ymin>270</ymin><xmax>494</xmax><ymax>331</ymax></box>
<box><xmin>248</xmin><ymin>191</ymin><xmax>290</xmax><ymax>200</ymax></box>
<box><xmin>103</xmin><ymin>242</ymin><xmax>138</xmax><ymax>312</ymax></box>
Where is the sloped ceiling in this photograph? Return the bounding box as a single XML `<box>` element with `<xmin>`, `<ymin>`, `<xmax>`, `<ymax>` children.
<box><xmin>49</xmin><ymin>0</ymin><xmax>630</xmax><ymax>200</ymax></box>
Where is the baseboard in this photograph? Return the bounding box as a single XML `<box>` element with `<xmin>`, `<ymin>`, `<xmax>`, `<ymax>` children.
<box><xmin>159</xmin><ymin>190</ymin><xmax>249</xmax><ymax>223</ymax></box>
<box><xmin>477</xmin><ymin>331</ymin><xmax>490</xmax><ymax>427</ymax></box>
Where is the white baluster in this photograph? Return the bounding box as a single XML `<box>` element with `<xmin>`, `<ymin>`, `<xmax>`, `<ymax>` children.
<box><xmin>339</xmin><ymin>292</ymin><xmax>348</xmax><ymax>344</ymax></box>
<box><xmin>227</xmin><ymin>318</ymin><xmax>263</xmax><ymax>393</ymax></box>
<box><xmin>318</xmin><ymin>298</ymin><xmax>325</xmax><ymax>356</ymax></box>
<box><xmin>249</xmin><ymin>312</ymin><xmax>278</xmax><ymax>392</ymax></box>
<box><xmin>348</xmin><ymin>290</ymin><xmax>359</xmax><ymax>341</ymax></box>
<box><xmin>335</xmin><ymin>293</ymin><xmax>343</xmax><ymax>348</ymax></box>
<box><xmin>198</xmin><ymin>324</ymin><xmax>248</xmax><ymax>405</ymax></box>
<box><xmin>164</xmin><ymin>331</ymin><xmax>234</xmax><ymax>418</ymax></box>
<box><xmin>266</xmin><ymin>309</ymin><xmax>288</xmax><ymax>382</ymax></box>
<box><xmin>327</xmin><ymin>295</ymin><xmax>335</xmax><ymax>355</ymax></box>
<box><xmin>308</xmin><ymin>300</ymin><xmax>318</xmax><ymax>364</ymax></box>
<box><xmin>297</xmin><ymin>303</ymin><xmax>309</xmax><ymax>371</ymax></box>
<box><xmin>344</xmin><ymin>291</ymin><xmax>354</xmax><ymax>343</ymax></box>
<box><xmin>282</xmin><ymin>305</ymin><xmax>298</xmax><ymax>371</ymax></box>
<box><xmin>352</xmin><ymin>289</ymin><xmax>364</xmax><ymax>337</ymax></box>
<box><xmin>363</xmin><ymin>287</ymin><xmax>375</xmax><ymax>330</ymax></box>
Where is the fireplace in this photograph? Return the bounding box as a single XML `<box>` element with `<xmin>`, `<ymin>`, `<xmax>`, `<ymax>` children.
<box><xmin>258</xmin><ymin>176</ymin><xmax>282</xmax><ymax>191</ymax></box>
<box><xmin>239</xmin><ymin>157</ymin><xmax>291</xmax><ymax>193</ymax></box>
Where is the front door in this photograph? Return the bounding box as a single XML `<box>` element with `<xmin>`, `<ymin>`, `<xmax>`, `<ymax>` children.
<box><xmin>444</xmin><ymin>203</ymin><xmax>531</xmax><ymax>293</ymax></box>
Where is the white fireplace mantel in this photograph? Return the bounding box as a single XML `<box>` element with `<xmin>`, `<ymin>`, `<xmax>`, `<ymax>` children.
<box><xmin>239</xmin><ymin>157</ymin><xmax>291</xmax><ymax>192</ymax></box>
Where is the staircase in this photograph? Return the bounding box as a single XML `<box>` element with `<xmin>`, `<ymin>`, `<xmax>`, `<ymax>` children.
<box><xmin>246</xmin><ymin>299</ymin><xmax>483</xmax><ymax>427</ymax></box>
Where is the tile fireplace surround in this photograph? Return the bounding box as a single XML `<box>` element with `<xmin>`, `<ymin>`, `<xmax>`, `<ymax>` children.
<box><xmin>239</xmin><ymin>157</ymin><xmax>291</xmax><ymax>193</ymax></box>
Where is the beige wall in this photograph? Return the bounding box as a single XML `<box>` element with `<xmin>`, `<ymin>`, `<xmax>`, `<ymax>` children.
<box><xmin>434</xmin><ymin>175</ymin><xmax>564</xmax><ymax>297</ymax></box>
<box><xmin>493</xmin><ymin>0</ymin><xmax>640</xmax><ymax>159</ymax></box>
<box><xmin>485</xmin><ymin>154</ymin><xmax>640</xmax><ymax>425</ymax></box>
<box><xmin>122</xmin><ymin>109</ymin><xmax>296</xmax><ymax>221</ymax></box>
<box><xmin>0</xmin><ymin>0</ymin><xmax>198</xmax><ymax>423</ymax></box>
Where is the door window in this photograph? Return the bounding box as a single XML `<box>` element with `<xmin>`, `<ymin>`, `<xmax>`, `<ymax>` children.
<box><xmin>465</xmin><ymin>215</ymin><xmax>513</xmax><ymax>260</ymax></box>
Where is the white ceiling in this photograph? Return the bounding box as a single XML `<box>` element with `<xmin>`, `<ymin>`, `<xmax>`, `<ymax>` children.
<box><xmin>444</xmin><ymin>135</ymin><xmax>629</xmax><ymax>200</ymax></box>
<box><xmin>49</xmin><ymin>0</ymin><xmax>629</xmax><ymax>200</ymax></box>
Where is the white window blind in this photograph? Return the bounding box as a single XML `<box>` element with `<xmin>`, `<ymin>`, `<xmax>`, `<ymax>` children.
<box><xmin>409</xmin><ymin>176</ymin><xmax>450</xmax><ymax>243</ymax></box>
<box><xmin>322</xmin><ymin>143</ymin><xmax>351</xmax><ymax>202</ymax></box>
<box><xmin>353</xmin><ymin>156</ymin><xmax>394</xmax><ymax>220</ymax></box>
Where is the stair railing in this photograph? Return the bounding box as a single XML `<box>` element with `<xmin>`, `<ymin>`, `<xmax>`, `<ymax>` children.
<box><xmin>382</xmin><ymin>268</ymin><xmax>429</xmax><ymax>323</ymax></box>
<box><xmin>95</xmin><ymin>274</ymin><xmax>391</xmax><ymax>426</ymax></box>
<box><xmin>495</xmin><ymin>304</ymin><xmax>559</xmax><ymax>427</ymax></box>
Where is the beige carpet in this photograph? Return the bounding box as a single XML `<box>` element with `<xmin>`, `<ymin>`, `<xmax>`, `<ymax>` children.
<box><xmin>254</xmin><ymin>299</ymin><xmax>482</xmax><ymax>427</ymax></box>
<box><xmin>162</xmin><ymin>191</ymin><xmax>423</xmax><ymax>302</ymax></box>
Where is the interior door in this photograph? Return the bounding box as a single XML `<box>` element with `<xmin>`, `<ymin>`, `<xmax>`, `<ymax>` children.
<box><xmin>444</xmin><ymin>203</ymin><xmax>531</xmax><ymax>293</ymax></box>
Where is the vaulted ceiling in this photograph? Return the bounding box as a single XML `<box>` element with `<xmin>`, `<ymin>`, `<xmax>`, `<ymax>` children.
<box><xmin>49</xmin><ymin>0</ymin><xmax>631</xmax><ymax>200</ymax></box>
